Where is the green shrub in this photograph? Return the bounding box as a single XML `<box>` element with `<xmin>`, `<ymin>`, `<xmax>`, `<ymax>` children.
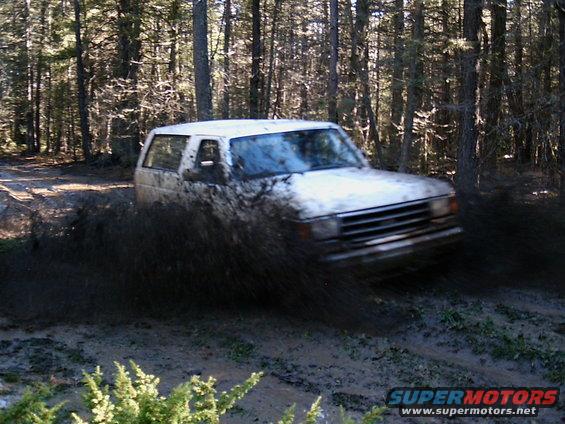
<box><xmin>0</xmin><ymin>385</ymin><xmax>64</xmax><ymax>424</ymax></box>
<box><xmin>0</xmin><ymin>362</ymin><xmax>385</xmax><ymax>423</ymax></box>
<box><xmin>70</xmin><ymin>362</ymin><xmax>262</xmax><ymax>424</ymax></box>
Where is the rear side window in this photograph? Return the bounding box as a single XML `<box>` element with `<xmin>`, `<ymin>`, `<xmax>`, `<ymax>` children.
<box><xmin>143</xmin><ymin>135</ymin><xmax>187</xmax><ymax>172</ymax></box>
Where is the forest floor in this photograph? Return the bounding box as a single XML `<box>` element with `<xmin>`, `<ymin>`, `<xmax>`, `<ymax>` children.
<box><xmin>0</xmin><ymin>157</ymin><xmax>563</xmax><ymax>423</ymax></box>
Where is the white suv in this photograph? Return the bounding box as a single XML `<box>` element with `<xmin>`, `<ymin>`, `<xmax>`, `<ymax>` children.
<box><xmin>135</xmin><ymin>119</ymin><xmax>462</xmax><ymax>266</ymax></box>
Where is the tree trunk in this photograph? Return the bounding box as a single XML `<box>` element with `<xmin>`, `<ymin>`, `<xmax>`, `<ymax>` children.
<box><xmin>477</xmin><ymin>15</ymin><xmax>489</xmax><ymax>121</ymax></box>
<box><xmin>299</xmin><ymin>15</ymin><xmax>309</xmax><ymax>118</ymax></box>
<box><xmin>361</xmin><ymin>43</ymin><xmax>383</xmax><ymax>167</ymax></box>
<box><xmin>168</xmin><ymin>0</ymin><xmax>180</xmax><ymax>88</ymax></box>
<box><xmin>113</xmin><ymin>0</ymin><xmax>142</xmax><ymax>163</ymax></box>
<box><xmin>73</xmin><ymin>0</ymin><xmax>92</xmax><ymax>162</ymax></box>
<box><xmin>558</xmin><ymin>0</ymin><xmax>565</xmax><ymax>203</ymax></box>
<box><xmin>193</xmin><ymin>0</ymin><xmax>213</xmax><ymax>121</ymax></box>
<box><xmin>509</xmin><ymin>0</ymin><xmax>526</xmax><ymax>162</ymax></box>
<box><xmin>264</xmin><ymin>0</ymin><xmax>282</xmax><ymax>118</ymax></box>
<box><xmin>33</xmin><ymin>0</ymin><xmax>48</xmax><ymax>153</ymax></box>
<box><xmin>128</xmin><ymin>0</ymin><xmax>142</xmax><ymax>156</ymax></box>
<box><xmin>328</xmin><ymin>0</ymin><xmax>339</xmax><ymax>123</ymax></box>
<box><xmin>375</xmin><ymin>23</ymin><xmax>381</xmax><ymax>120</ymax></box>
<box><xmin>222</xmin><ymin>0</ymin><xmax>232</xmax><ymax>119</ymax></box>
<box><xmin>540</xmin><ymin>0</ymin><xmax>554</xmax><ymax>168</ymax></box>
<box><xmin>350</xmin><ymin>0</ymin><xmax>383</xmax><ymax>165</ymax></box>
<box><xmin>249</xmin><ymin>0</ymin><xmax>262</xmax><ymax>118</ymax></box>
<box><xmin>456</xmin><ymin>0</ymin><xmax>483</xmax><ymax>194</ymax></box>
<box><xmin>25</xmin><ymin>0</ymin><xmax>35</xmax><ymax>154</ymax></box>
<box><xmin>398</xmin><ymin>0</ymin><xmax>424</xmax><ymax>173</ymax></box>
<box><xmin>273</xmin><ymin>27</ymin><xmax>287</xmax><ymax>119</ymax></box>
<box><xmin>389</xmin><ymin>0</ymin><xmax>405</xmax><ymax>145</ymax></box>
<box><xmin>52</xmin><ymin>83</ymin><xmax>64</xmax><ymax>155</ymax></box>
<box><xmin>342</xmin><ymin>0</ymin><xmax>359</xmax><ymax>130</ymax></box>
<box><xmin>117</xmin><ymin>0</ymin><xmax>141</xmax><ymax>81</ymax></box>
<box><xmin>45</xmin><ymin>66</ymin><xmax>52</xmax><ymax>153</ymax></box>
<box><xmin>437</xmin><ymin>0</ymin><xmax>452</xmax><ymax>157</ymax></box>
<box><xmin>482</xmin><ymin>0</ymin><xmax>507</xmax><ymax>172</ymax></box>
<box><xmin>34</xmin><ymin>63</ymin><xmax>42</xmax><ymax>153</ymax></box>
<box><xmin>10</xmin><ymin>0</ymin><xmax>28</xmax><ymax>147</ymax></box>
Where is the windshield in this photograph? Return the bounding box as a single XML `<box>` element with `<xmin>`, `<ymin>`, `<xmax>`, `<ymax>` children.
<box><xmin>230</xmin><ymin>128</ymin><xmax>363</xmax><ymax>179</ymax></box>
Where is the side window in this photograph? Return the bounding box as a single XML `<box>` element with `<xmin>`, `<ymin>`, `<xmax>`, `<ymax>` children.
<box><xmin>143</xmin><ymin>135</ymin><xmax>187</xmax><ymax>172</ymax></box>
<box><xmin>195</xmin><ymin>139</ymin><xmax>224</xmax><ymax>184</ymax></box>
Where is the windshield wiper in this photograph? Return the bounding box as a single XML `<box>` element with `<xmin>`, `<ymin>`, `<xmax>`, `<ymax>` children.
<box><xmin>308</xmin><ymin>164</ymin><xmax>343</xmax><ymax>171</ymax></box>
<box><xmin>240</xmin><ymin>170</ymin><xmax>295</xmax><ymax>180</ymax></box>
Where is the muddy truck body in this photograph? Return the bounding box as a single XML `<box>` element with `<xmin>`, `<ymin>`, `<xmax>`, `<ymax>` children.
<box><xmin>134</xmin><ymin>120</ymin><xmax>462</xmax><ymax>267</ymax></box>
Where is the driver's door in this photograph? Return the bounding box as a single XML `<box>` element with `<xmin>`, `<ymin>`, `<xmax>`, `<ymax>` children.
<box><xmin>179</xmin><ymin>136</ymin><xmax>228</xmax><ymax>204</ymax></box>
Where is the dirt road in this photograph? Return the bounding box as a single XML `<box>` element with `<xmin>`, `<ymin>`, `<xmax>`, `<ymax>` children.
<box><xmin>0</xmin><ymin>159</ymin><xmax>132</xmax><ymax>238</ymax></box>
<box><xmin>0</xmin><ymin>159</ymin><xmax>563</xmax><ymax>422</ymax></box>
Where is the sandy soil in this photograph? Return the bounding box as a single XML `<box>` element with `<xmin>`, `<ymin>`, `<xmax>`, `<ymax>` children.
<box><xmin>0</xmin><ymin>157</ymin><xmax>132</xmax><ymax>238</ymax></box>
<box><xmin>0</xmin><ymin>159</ymin><xmax>563</xmax><ymax>423</ymax></box>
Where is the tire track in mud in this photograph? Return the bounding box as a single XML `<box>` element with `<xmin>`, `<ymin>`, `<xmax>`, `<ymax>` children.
<box><xmin>393</xmin><ymin>342</ymin><xmax>549</xmax><ymax>386</ymax></box>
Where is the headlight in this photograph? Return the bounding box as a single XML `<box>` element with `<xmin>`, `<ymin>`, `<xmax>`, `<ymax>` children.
<box><xmin>298</xmin><ymin>217</ymin><xmax>340</xmax><ymax>240</ymax></box>
<box><xmin>311</xmin><ymin>217</ymin><xmax>340</xmax><ymax>239</ymax></box>
<box><xmin>430</xmin><ymin>197</ymin><xmax>451</xmax><ymax>218</ymax></box>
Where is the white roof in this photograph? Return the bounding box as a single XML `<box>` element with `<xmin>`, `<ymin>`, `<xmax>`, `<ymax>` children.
<box><xmin>152</xmin><ymin>119</ymin><xmax>340</xmax><ymax>139</ymax></box>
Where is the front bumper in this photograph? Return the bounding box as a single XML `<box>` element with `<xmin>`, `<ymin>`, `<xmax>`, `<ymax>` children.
<box><xmin>322</xmin><ymin>224</ymin><xmax>463</xmax><ymax>267</ymax></box>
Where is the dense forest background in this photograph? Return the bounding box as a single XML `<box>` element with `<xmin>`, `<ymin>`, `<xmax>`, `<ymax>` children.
<box><xmin>0</xmin><ymin>0</ymin><xmax>564</xmax><ymax>196</ymax></box>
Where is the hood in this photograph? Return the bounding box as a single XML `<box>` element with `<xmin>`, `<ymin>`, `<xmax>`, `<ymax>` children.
<box><xmin>277</xmin><ymin>167</ymin><xmax>454</xmax><ymax>219</ymax></box>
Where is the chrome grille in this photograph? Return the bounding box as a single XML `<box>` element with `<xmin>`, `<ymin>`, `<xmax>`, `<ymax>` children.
<box><xmin>338</xmin><ymin>200</ymin><xmax>432</xmax><ymax>246</ymax></box>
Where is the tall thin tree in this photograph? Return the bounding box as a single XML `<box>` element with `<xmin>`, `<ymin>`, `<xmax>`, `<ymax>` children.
<box><xmin>389</xmin><ymin>0</ymin><xmax>405</xmax><ymax>145</ymax></box>
<box><xmin>558</xmin><ymin>0</ymin><xmax>565</xmax><ymax>203</ymax></box>
<box><xmin>222</xmin><ymin>0</ymin><xmax>232</xmax><ymax>119</ymax></box>
<box><xmin>193</xmin><ymin>0</ymin><xmax>213</xmax><ymax>121</ymax></box>
<box><xmin>343</xmin><ymin>0</ymin><xmax>362</xmax><ymax>130</ymax></box>
<box><xmin>536</xmin><ymin>0</ymin><xmax>554</xmax><ymax>167</ymax></box>
<box><xmin>361</xmin><ymin>42</ymin><xmax>383</xmax><ymax>166</ymax></box>
<box><xmin>482</xmin><ymin>0</ymin><xmax>507</xmax><ymax>171</ymax></box>
<box><xmin>398</xmin><ymin>0</ymin><xmax>424</xmax><ymax>172</ymax></box>
<box><xmin>249</xmin><ymin>0</ymin><xmax>262</xmax><ymax>118</ymax></box>
<box><xmin>352</xmin><ymin>0</ymin><xmax>383</xmax><ymax>165</ymax></box>
<box><xmin>25</xmin><ymin>0</ymin><xmax>34</xmax><ymax>154</ymax></box>
<box><xmin>113</xmin><ymin>0</ymin><xmax>142</xmax><ymax>162</ymax></box>
<box><xmin>437</xmin><ymin>0</ymin><xmax>452</xmax><ymax>155</ymax></box>
<box><xmin>168</xmin><ymin>0</ymin><xmax>180</xmax><ymax>79</ymax></box>
<box><xmin>506</xmin><ymin>0</ymin><xmax>526</xmax><ymax>162</ymax></box>
<box><xmin>328</xmin><ymin>0</ymin><xmax>339</xmax><ymax>123</ymax></box>
<box><xmin>73</xmin><ymin>0</ymin><xmax>92</xmax><ymax>161</ymax></box>
<box><xmin>34</xmin><ymin>0</ymin><xmax>48</xmax><ymax>153</ymax></box>
<box><xmin>457</xmin><ymin>0</ymin><xmax>483</xmax><ymax>194</ymax></box>
<box><xmin>299</xmin><ymin>13</ymin><xmax>309</xmax><ymax>118</ymax></box>
<box><xmin>264</xmin><ymin>0</ymin><xmax>282</xmax><ymax>118</ymax></box>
